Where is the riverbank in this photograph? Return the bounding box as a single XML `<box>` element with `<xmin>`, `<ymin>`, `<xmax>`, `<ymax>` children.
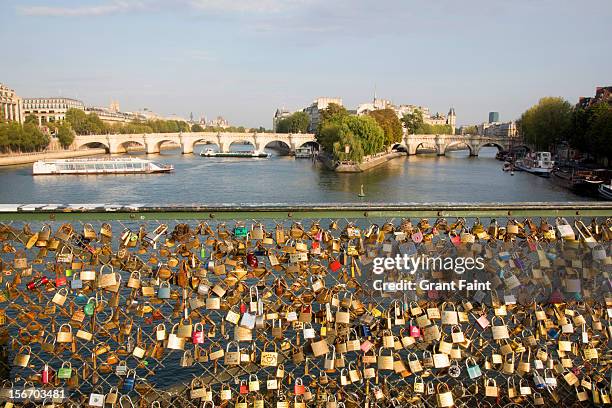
<box><xmin>333</xmin><ymin>151</ymin><xmax>406</xmax><ymax>173</ymax></box>
<box><xmin>0</xmin><ymin>149</ymin><xmax>107</xmax><ymax>166</ymax></box>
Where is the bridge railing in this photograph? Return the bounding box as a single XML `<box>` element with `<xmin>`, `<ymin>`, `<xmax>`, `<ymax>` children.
<box><xmin>0</xmin><ymin>203</ymin><xmax>610</xmax><ymax>407</ymax></box>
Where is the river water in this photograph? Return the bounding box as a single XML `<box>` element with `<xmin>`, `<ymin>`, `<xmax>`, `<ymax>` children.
<box><xmin>0</xmin><ymin>147</ymin><xmax>591</xmax><ymax>204</ymax></box>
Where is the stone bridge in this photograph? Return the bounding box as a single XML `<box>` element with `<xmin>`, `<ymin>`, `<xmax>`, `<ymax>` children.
<box><xmin>401</xmin><ymin>134</ymin><xmax>521</xmax><ymax>156</ymax></box>
<box><xmin>73</xmin><ymin>132</ymin><xmax>318</xmax><ymax>154</ymax></box>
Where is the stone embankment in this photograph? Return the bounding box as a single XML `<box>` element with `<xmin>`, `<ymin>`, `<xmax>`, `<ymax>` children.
<box><xmin>0</xmin><ymin>149</ymin><xmax>107</xmax><ymax>166</ymax></box>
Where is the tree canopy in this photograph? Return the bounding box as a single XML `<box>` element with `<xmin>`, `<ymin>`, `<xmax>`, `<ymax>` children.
<box><xmin>568</xmin><ymin>102</ymin><xmax>612</xmax><ymax>161</ymax></box>
<box><xmin>276</xmin><ymin>111</ymin><xmax>310</xmax><ymax>133</ymax></box>
<box><xmin>518</xmin><ymin>97</ymin><xmax>573</xmax><ymax>150</ymax></box>
<box><xmin>0</xmin><ymin>121</ymin><xmax>50</xmax><ymax>153</ymax></box>
<box><xmin>368</xmin><ymin>109</ymin><xmax>403</xmax><ymax>146</ymax></box>
<box><xmin>401</xmin><ymin>109</ymin><xmax>424</xmax><ymax>134</ymax></box>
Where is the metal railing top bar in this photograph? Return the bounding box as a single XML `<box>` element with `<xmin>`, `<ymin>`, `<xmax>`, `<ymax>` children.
<box><xmin>0</xmin><ymin>202</ymin><xmax>611</xmax><ymax>221</ymax></box>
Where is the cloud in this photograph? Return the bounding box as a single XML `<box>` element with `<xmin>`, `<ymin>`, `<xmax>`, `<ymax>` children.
<box><xmin>17</xmin><ymin>1</ymin><xmax>149</xmax><ymax>17</ymax></box>
<box><xmin>17</xmin><ymin>0</ymin><xmax>308</xmax><ymax>17</ymax></box>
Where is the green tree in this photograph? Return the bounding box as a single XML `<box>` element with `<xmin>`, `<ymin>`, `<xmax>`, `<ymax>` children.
<box><xmin>368</xmin><ymin>109</ymin><xmax>403</xmax><ymax>146</ymax></box>
<box><xmin>318</xmin><ymin>103</ymin><xmax>348</xmax><ymax>133</ymax></box>
<box><xmin>65</xmin><ymin>108</ymin><xmax>90</xmax><ymax>134</ymax></box>
<box><xmin>24</xmin><ymin>114</ymin><xmax>38</xmax><ymax>126</ymax></box>
<box><xmin>585</xmin><ymin>103</ymin><xmax>612</xmax><ymax>161</ymax></box>
<box><xmin>401</xmin><ymin>109</ymin><xmax>424</xmax><ymax>134</ymax></box>
<box><xmin>276</xmin><ymin>112</ymin><xmax>310</xmax><ymax>134</ymax></box>
<box><xmin>191</xmin><ymin>123</ymin><xmax>204</xmax><ymax>132</ymax></box>
<box><xmin>461</xmin><ymin>125</ymin><xmax>478</xmax><ymax>135</ymax></box>
<box><xmin>55</xmin><ymin>123</ymin><xmax>75</xmax><ymax>148</ymax></box>
<box><xmin>519</xmin><ymin>97</ymin><xmax>572</xmax><ymax>150</ymax></box>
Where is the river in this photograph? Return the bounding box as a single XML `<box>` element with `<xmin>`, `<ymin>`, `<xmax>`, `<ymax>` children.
<box><xmin>0</xmin><ymin>146</ymin><xmax>592</xmax><ymax>204</ymax></box>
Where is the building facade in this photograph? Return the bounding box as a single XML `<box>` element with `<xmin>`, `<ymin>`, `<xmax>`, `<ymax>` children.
<box><xmin>273</xmin><ymin>108</ymin><xmax>292</xmax><ymax>132</ymax></box>
<box><xmin>477</xmin><ymin>121</ymin><xmax>517</xmax><ymax>138</ymax></box>
<box><xmin>488</xmin><ymin>112</ymin><xmax>500</xmax><ymax>123</ymax></box>
<box><xmin>23</xmin><ymin>97</ymin><xmax>84</xmax><ymax>125</ymax></box>
<box><xmin>577</xmin><ymin>86</ymin><xmax>612</xmax><ymax>109</ymax></box>
<box><xmin>0</xmin><ymin>83</ymin><xmax>24</xmax><ymax>123</ymax></box>
<box><xmin>303</xmin><ymin>97</ymin><xmax>343</xmax><ymax>133</ymax></box>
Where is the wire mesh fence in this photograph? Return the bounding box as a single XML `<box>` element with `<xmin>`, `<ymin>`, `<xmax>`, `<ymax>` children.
<box><xmin>0</xmin><ymin>208</ymin><xmax>610</xmax><ymax>407</ymax></box>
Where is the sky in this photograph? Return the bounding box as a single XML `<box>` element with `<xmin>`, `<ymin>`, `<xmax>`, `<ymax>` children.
<box><xmin>1</xmin><ymin>0</ymin><xmax>610</xmax><ymax>128</ymax></box>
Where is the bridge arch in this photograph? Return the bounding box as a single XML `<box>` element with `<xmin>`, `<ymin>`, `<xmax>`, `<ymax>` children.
<box><xmin>147</xmin><ymin>139</ymin><xmax>179</xmax><ymax>154</ymax></box>
<box><xmin>299</xmin><ymin>140</ymin><xmax>320</xmax><ymax>151</ymax></box>
<box><xmin>77</xmin><ymin>141</ymin><xmax>110</xmax><ymax>153</ymax></box>
<box><xmin>227</xmin><ymin>139</ymin><xmax>256</xmax><ymax>153</ymax></box>
<box><xmin>114</xmin><ymin>140</ymin><xmax>145</xmax><ymax>154</ymax></box>
<box><xmin>414</xmin><ymin>142</ymin><xmax>439</xmax><ymax>155</ymax></box>
<box><xmin>475</xmin><ymin>142</ymin><xmax>505</xmax><ymax>156</ymax></box>
<box><xmin>444</xmin><ymin>141</ymin><xmax>473</xmax><ymax>156</ymax></box>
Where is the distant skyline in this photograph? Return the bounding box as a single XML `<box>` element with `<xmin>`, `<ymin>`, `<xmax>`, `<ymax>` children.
<box><xmin>1</xmin><ymin>0</ymin><xmax>610</xmax><ymax>128</ymax></box>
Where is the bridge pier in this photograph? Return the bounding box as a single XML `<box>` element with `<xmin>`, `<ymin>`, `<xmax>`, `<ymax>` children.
<box><xmin>181</xmin><ymin>143</ymin><xmax>193</xmax><ymax>154</ymax></box>
<box><xmin>145</xmin><ymin>143</ymin><xmax>160</xmax><ymax>154</ymax></box>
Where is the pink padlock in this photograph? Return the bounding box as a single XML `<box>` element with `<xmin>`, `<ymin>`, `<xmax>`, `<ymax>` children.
<box><xmin>409</xmin><ymin>320</ymin><xmax>421</xmax><ymax>338</ymax></box>
<box><xmin>191</xmin><ymin>323</ymin><xmax>205</xmax><ymax>344</ymax></box>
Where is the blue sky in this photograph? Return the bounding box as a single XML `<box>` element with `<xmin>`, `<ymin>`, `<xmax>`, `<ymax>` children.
<box><xmin>1</xmin><ymin>0</ymin><xmax>610</xmax><ymax>128</ymax></box>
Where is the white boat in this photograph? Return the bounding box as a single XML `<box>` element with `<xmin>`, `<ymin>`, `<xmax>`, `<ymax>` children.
<box><xmin>32</xmin><ymin>157</ymin><xmax>173</xmax><ymax>175</ymax></box>
<box><xmin>598</xmin><ymin>183</ymin><xmax>612</xmax><ymax>201</ymax></box>
<box><xmin>514</xmin><ymin>152</ymin><xmax>553</xmax><ymax>177</ymax></box>
<box><xmin>294</xmin><ymin>147</ymin><xmax>312</xmax><ymax>159</ymax></box>
<box><xmin>199</xmin><ymin>148</ymin><xmax>270</xmax><ymax>158</ymax></box>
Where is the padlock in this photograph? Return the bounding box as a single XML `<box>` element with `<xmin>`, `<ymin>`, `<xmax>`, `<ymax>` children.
<box><xmin>122</xmin><ymin>369</ymin><xmax>136</xmax><ymax>393</ymax></box>
<box><xmin>192</xmin><ymin>322</ymin><xmax>205</xmax><ymax>344</ymax></box>
<box><xmin>57</xmin><ymin>362</ymin><xmax>73</xmax><ymax>379</ymax></box>
<box><xmin>158</xmin><ymin>281</ymin><xmax>171</xmax><ymax>299</ymax></box>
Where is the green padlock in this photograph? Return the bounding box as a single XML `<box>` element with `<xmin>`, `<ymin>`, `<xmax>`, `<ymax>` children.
<box><xmin>58</xmin><ymin>362</ymin><xmax>72</xmax><ymax>379</ymax></box>
<box><xmin>65</xmin><ymin>268</ymin><xmax>73</xmax><ymax>277</ymax></box>
<box><xmin>234</xmin><ymin>226</ymin><xmax>248</xmax><ymax>238</ymax></box>
<box><xmin>200</xmin><ymin>246</ymin><xmax>206</xmax><ymax>259</ymax></box>
<box><xmin>84</xmin><ymin>297</ymin><xmax>95</xmax><ymax>316</ymax></box>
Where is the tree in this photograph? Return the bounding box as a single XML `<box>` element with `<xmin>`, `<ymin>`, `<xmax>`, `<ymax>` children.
<box><xmin>65</xmin><ymin>108</ymin><xmax>91</xmax><ymax>135</ymax></box>
<box><xmin>519</xmin><ymin>97</ymin><xmax>572</xmax><ymax>150</ymax></box>
<box><xmin>584</xmin><ymin>103</ymin><xmax>612</xmax><ymax>161</ymax></box>
<box><xmin>191</xmin><ymin>123</ymin><xmax>204</xmax><ymax>132</ymax></box>
<box><xmin>368</xmin><ymin>109</ymin><xmax>403</xmax><ymax>146</ymax></box>
<box><xmin>318</xmin><ymin>103</ymin><xmax>348</xmax><ymax>133</ymax></box>
<box><xmin>461</xmin><ymin>125</ymin><xmax>478</xmax><ymax>135</ymax></box>
<box><xmin>56</xmin><ymin>123</ymin><xmax>75</xmax><ymax>148</ymax></box>
<box><xmin>401</xmin><ymin>109</ymin><xmax>424</xmax><ymax>134</ymax></box>
<box><xmin>276</xmin><ymin>112</ymin><xmax>310</xmax><ymax>134</ymax></box>
<box><xmin>24</xmin><ymin>114</ymin><xmax>38</xmax><ymax>126</ymax></box>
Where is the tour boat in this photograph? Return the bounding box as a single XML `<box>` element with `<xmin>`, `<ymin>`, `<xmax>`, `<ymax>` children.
<box><xmin>598</xmin><ymin>183</ymin><xmax>612</xmax><ymax>201</ymax></box>
<box><xmin>199</xmin><ymin>148</ymin><xmax>270</xmax><ymax>158</ymax></box>
<box><xmin>514</xmin><ymin>152</ymin><xmax>553</xmax><ymax>177</ymax></box>
<box><xmin>32</xmin><ymin>157</ymin><xmax>173</xmax><ymax>175</ymax></box>
<box><xmin>294</xmin><ymin>147</ymin><xmax>312</xmax><ymax>158</ymax></box>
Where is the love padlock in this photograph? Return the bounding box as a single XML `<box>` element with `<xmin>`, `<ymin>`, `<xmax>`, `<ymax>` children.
<box><xmin>294</xmin><ymin>377</ymin><xmax>305</xmax><ymax>395</ymax></box>
<box><xmin>158</xmin><ymin>281</ymin><xmax>171</xmax><ymax>299</ymax></box>
<box><xmin>239</xmin><ymin>380</ymin><xmax>249</xmax><ymax>395</ymax></box>
<box><xmin>84</xmin><ymin>297</ymin><xmax>95</xmax><ymax>316</ymax></box>
<box><xmin>192</xmin><ymin>323</ymin><xmax>205</xmax><ymax>344</ymax></box>
<box><xmin>122</xmin><ymin>370</ymin><xmax>136</xmax><ymax>393</ymax></box>
<box><xmin>246</xmin><ymin>252</ymin><xmax>258</xmax><ymax>268</ymax></box>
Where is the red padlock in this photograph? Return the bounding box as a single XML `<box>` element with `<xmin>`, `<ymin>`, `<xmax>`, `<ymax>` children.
<box><xmin>246</xmin><ymin>253</ymin><xmax>258</xmax><ymax>268</ymax></box>
<box><xmin>192</xmin><ymin>323</ymin><xmax>204</xmax><ymax>344</ymax></box>
<box><xmin>329</xmin><ymin>259</ymin><xmax>342</xmax><ymax>272</ymax></box>
<box><xmin>42</xmin><ymin>364</ymin><xmax>50</xmax><ymax>384</ymax></box>
<box><xmin>27</xmin><ymin>276</ymin><xmax>49</xmax><ymax>290</ymax></box>
<box><xmin>294</xmin><ymin>378</ymin><xmax>305</xmax><ymax>395</ymax></box>
<box><xmin>239</xmin><ymin>380</ymin><xmax>249</xmax><ymax>394</ymax></box>
<box><xmin>55</xmin><ymin>274</ymin><xmax>67</xmax><ymax>287</ymax></box>
<box><xmin>240</xmin><ymin>303</ymin><xmax>247</xmax><ymax>314</ymax></box>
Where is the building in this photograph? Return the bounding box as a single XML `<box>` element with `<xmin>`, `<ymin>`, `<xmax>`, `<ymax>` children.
<box><xmin>356</xmin><ymin>97</ymin><xmax>393</xmax><ymax>116</ymax></box>
<box><xmin>85</xmin><ymin>106</ymin><xmax>140</xmax><ymax>124</ymax></box>
<box><xmin>23</xmin><ymin>97</ymin><xmax>84</xmax><ymax>125</ymax></box>
<box><xmin>488</xmin><ymin>112</ymin><xmax>499</xmax><ymax>123</ymax></box>
<box><xmin>303</xmin><ymin>97</ymin><xmax>343</xmax><ymax>133</ymax></box>
<box><xmin>477</xmin><ymin>121</ymin><xmax>517</xmax><ymax>138</ymax></box>
<box><xmin>577</xmin><ymin>86</ymin><xmax>612</xmax><ymax>109</ymax></box>
<box><xmin>273</xmin><ymin>108</ymin><xmax>292</xmax><ymax>132</ymax></box>
<box><xmin>208</xmin><ymin>116</ymin><xmax>229</xmax><ymax>129</ymax></box>
<box><xmin>0</xmin><ymin>83</ymin><xmax>24</xmax><ymax>123</ymax></box>
<box><xmin>447</xmin><ymin>108</ymin><xmax>456</xmax><ymax>134</ymax></box>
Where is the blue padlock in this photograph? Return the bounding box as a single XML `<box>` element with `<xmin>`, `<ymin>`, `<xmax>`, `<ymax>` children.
<box><xmin>71</xmin><ymin>278</ymin><xmax>83</xmax><ymax>290</ymax></box>
<box><xmin>158</xmin><ymin>282</ymin><xmax>170</xmax><ymax>299</ymax></box>
<box><xmin>547</xmin><ymin>328</ymin><xmax>559</xmax><ymax>339</ymax></box>
<box><xmin>360</xmin><ymin>324</ymin><xmax>371</xmax><ymax>337</ymax></box>
<box><xmin>122</xmin><ymin>369</ymin><xmax>136</xmax><ymax>393</ymax></box>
